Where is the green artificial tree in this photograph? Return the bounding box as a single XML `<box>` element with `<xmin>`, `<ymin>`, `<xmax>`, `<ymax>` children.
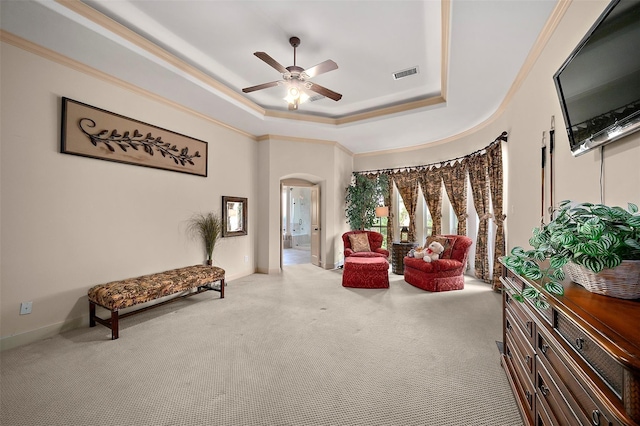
<box><xmin>345</xmin><ymin>174</ymin><xmax>389</xmax><ymax>230</ymax></box>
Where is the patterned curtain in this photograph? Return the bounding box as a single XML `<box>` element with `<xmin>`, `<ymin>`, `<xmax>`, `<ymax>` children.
<box><xmin>418</xmin><ymin>167</ymin><xmax>443</xmax><ymax>236</ymax></box>
<box><xmin>487</xmin><ymin>142</ymin><xmax>505</xmax><ymax>290</ymax></box>
<box><xmin>393</xmin><ymin>171</ymin><xmax>419</xmax><ymax>242</ymax></box>
<box><xmin>383</xmin><ymin>172</ymin><xmax>394</xmax><ymax>245</ymax></box>
<box><xmin>441</xmin><ymin>160</ymin><xmax>468</xmax><ymax>235</ymax></box>
<box><xmin>468</xmin><ymin>154</ymin><xmax>491</xmax><ymax>282</ymax></box>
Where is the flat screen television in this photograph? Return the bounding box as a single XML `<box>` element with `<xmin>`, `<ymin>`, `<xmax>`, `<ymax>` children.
<box><xmin>553</xmin><ymin>0</ymin><xmax>640</xmax><ymax>157</ymax></box>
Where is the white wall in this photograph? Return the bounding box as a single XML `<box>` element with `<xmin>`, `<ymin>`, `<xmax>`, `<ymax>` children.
<box><xmin>355</xmin><ymin>0</ymin><xmax>640</xmax><ymax>253</ymax></box>
<box><xmin>256</xmin><ymin>136</ymin><xmax>352</xmax><ymax>272</ymax></box>
<box><xmin>0</xmin><ymin>43</ymin><xmax>257</xmax><ymax>349</ymax></box>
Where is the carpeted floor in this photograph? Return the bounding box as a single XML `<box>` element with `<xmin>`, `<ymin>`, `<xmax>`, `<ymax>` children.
<box><xmin>0</xmin><ymin>264</ymin><xmax>522</xmax><ymax>426</ymax></box>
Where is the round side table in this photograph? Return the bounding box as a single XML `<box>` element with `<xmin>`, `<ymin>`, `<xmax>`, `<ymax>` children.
<box><xmin>392</xmin><ymin>241</ymin><xmax>418</xmax><ymax>274</ymax></box>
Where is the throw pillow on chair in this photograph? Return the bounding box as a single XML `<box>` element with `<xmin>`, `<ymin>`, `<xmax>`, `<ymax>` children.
<box><xmin>348</xmin><ymin>233</ymin><xmax>371</xmax><ymax>252</ymax></box>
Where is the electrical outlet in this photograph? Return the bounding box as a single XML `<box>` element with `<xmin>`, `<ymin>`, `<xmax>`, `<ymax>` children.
<box><xmin>20</xmin><ymin>301</ymin><xmax>32</xmax><ymax>315</ymax></box>
<box><xmin>244</xmin><ymin>255</ymin><xmax>249</xmax><ymax>263</ymax></box>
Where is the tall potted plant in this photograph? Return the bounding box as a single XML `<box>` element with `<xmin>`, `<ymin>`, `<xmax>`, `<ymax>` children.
<box><xmin>345</xmin><ymin>174</ymin><xmax>389</xmax><ymax>230</ymax></box>
<box><xmin>503</xmin><ymin>201</ymin><xmax>640</xmax><ymax>309</ymax></box>
<box><xmin>187</xmin><ymin>212</ymin><xmax>222</xmax><ymax>266</ymax></box>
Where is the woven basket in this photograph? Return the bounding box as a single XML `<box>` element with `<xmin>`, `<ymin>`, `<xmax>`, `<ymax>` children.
<box><xmin>565</xmin><ymin>260</ymin><xmax>640</xmax><ymax>299</ymax></box>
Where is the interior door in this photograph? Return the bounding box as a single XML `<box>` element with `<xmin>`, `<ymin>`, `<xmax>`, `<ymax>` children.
<box><xmin>310</xmin><ymin>185</ymin><xmax>320</xmax><ymax>267</ymax></box>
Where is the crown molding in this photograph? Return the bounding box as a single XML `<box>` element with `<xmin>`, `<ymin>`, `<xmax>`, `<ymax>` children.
<box><xmin>355</xmin><ymin>0</ymin><xmax>571</xmax><ymax>158</ymax></box>
<box><xmin>441</xmin><ymin>0</ymin><xmax>451</xmax><ymax>101</ymax></box>
<box><xmin>55</xmin><ymin>0</ymin><xmax>263</xmax><ymax>115</ymax></box>
<box><xmin>0</xmin><ymin>30</ymin><xmax>257</xmax><ymax>141</ymax></box>
<box><xmin>257</xmin><ymin>134</ymin><xmax>353</xmax><ymax>156</ymax></box>
<box><xmin>55</xmin><ymin>0</ymin><xmax>450</xmax><ymax>126</ymax></box>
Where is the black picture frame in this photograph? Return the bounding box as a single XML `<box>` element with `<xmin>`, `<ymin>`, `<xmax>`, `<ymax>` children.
<box><xmin>222</xmin><ymin>196</ymin><xmax>247</xmax><ymax>237</ymax></box>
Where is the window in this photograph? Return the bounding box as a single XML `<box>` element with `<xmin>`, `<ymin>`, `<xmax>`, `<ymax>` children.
<box><xmin>423</xmin><ymin>205</ymin><xmax>433</xmax><ymax>237</ymax></box>
<box><xmin>370</xmin><ymin>215</ymin><xmax>389</xmax><ymax>249</ymax></box>
<box><xmin>397</xmin><ymin>193</ymin><xmax>409</xmax><ymax>227</ymax></box>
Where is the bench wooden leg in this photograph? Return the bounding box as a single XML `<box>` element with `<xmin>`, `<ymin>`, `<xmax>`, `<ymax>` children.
<box><xmin>89</xmin><ymin>302</ymin><xmax>96</xmax><ymax>327</ymax></box>
<box><xmin>220</xmin><ymin>279</ymin><xmax>225</xmax><ymax>299</ymax></box>
<box><xmin>111</xmin><ymin>310</ymin><xmax>119</xmax><ymax>340</ymax></box>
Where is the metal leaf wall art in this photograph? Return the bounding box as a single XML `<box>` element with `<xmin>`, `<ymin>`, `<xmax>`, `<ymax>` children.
<box><xmin>79</xmin><ymin>118</ymin><xmax>201</xmax><ymax>167</ymax></box>
<box><xmin>61</xmin><ymin>97</ymin><xmax>208</xmax><ymax>176</ymax></box>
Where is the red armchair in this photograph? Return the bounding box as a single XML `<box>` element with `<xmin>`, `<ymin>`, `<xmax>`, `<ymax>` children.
<box><xmin>342</xmin><ymin>231</ymin><xmax>390</xmax><ymax>259</ymax></box>
<box><xmin>403</xmin><ymin>235</ymin><xmax>472</xmax><ymax>292</ymax></box>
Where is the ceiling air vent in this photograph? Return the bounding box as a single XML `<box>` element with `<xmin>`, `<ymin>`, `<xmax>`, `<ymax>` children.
<box><xmin>392</xmin><ymin>66</ymin><xmax>419</xmax><ymax>80</ymax></box>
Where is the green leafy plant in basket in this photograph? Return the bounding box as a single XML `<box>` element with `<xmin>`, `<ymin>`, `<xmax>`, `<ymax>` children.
<box><xmin>503</xmin><ymin>201</ymin><xmax>640</xmax><ymax>309</ymax></box>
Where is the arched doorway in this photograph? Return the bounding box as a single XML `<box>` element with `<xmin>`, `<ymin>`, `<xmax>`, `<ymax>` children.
<box><xmin>281</xmin><ymin>178</ymin><xmax>320</xmax><ymax>268</ymax></box>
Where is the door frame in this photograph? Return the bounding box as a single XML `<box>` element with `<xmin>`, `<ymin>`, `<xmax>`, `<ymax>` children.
<box><xmin>280</xmin><ymin>178</ymin><xmax>320</xmax><ymax>269</ymax></box>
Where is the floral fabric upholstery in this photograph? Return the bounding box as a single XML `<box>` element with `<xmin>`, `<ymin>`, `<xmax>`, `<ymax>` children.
<box><xmin>425</xmin><ymin>235</ymin><xmax>457</xmax><ymax>259</ymax></box>
<box><xmin>342</xmin><ymin>257</ymin><xmax>389</xmax><ymax>289</ymax></box>
<box><xmin>403</xmin><ymin>235</ymin><xmax>472</xmax><ymax>292</ymax></box>
<box><xmin>348</xmin><ymin>233</ymin><xmax>371</xmax><ymax>252</ymax></box>
<box><xmin>342</xmin><ymin>231</ymin><xmax>390</xmax><ymax>259</ymax></box>
<box><xmin>88</xmin><ymin>265</ymin><xmax>225</xmax><ymax>311</ymax></box>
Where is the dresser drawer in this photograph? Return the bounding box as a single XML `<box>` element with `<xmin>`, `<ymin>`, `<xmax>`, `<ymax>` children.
<box><xmin>536</xmin><ymin>395</ymin><xmax>558</xmax><ymax>426</ymax></box>
<box><xmin>537</xmin><ymin>330</ymin><xmax>618</xmax><ymax>426</ymax></box>
<box><xmin>536</xmin><ymin>360</ymin><xmax>580</xmax><ymax>426</ymax></box>
<box><xmin>555</xmin><ymin>312</ymin><xmax>624</xmax><ymax>398</ymax></box>
<box><xmin>505</xmin><ymin>334</ymin><xmax>535</xmax><ymax>418</ymax></box>
<box><xmin>505</xmin><ymin>289</ymin><xmax>535</xmax><ymax>345</ymax></box>
<box><xmin>506</xmin><ymin>310</ymin><xmax>535</xmax><ymax>381</ymax></box>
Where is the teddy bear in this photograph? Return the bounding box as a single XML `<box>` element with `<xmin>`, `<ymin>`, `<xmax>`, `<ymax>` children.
<box><xmin>413</xmin><ymin>246</ymin><xmax>425</xmax><ymax>259</ymax></box>
<box><xmin>423</xmin><ymin>241</ymin><xmax>445</xmax><ymax>263</ymax></box>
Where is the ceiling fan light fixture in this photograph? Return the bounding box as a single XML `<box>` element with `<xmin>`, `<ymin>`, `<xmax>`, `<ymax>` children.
<box><xmin>288</xmin><ymin>86</ymin><xmax>301</xmax><ymax>99</ymax></box>
<box><xmin>244</xmin><ymin>36</ymin><xmax>341</xmax><ymax>110</ymax></box>
<box><xmin>284</xmin><ymin>84</ymin><xmax>309</xmax><ymax>106</ymax></box>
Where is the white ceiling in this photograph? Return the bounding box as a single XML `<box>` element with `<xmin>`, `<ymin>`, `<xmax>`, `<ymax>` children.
<box><xmin>0</xmin><ymin>0</ymin><xmax>557</xmax><ymax>154</ymax></box>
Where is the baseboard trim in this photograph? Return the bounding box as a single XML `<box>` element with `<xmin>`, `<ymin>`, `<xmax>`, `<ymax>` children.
<box><xmin>1</xmin><ymin>269</ymin><xmax>256</xmax><ymax>351</ymax></box>
<box><xmin>0</xmin><ymin>316</ymin><xmax>87</xmax><ymax>352</ymax></box>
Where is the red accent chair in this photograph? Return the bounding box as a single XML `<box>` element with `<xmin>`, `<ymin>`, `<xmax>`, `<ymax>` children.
<box><xmin>342</xmin><ymin>231</ymin><xmax>390</xmax><ymax>259</ymax></box>
<box><xmin>403</xmin><ymin>235</ymin><xmax>473</xmax><ymax>292</ymax></box>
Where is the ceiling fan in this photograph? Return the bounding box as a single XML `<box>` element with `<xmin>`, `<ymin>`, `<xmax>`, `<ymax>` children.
<box><xmin>242</xmin><ymin>36</ymin><xmax>342</xmax><ymax>110</ymax></box>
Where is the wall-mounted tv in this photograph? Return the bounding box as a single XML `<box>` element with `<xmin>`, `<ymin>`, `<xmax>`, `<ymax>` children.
<box><xmin>553</xmin><ymin>0</ymin><xmax>640</xmax><ymax>157</ymax></box>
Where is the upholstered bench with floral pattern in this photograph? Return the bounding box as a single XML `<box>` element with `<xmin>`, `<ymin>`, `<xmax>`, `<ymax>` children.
<box><xmin>88</xmin><ymin>265</ymin><xmax>225</xmax><ymax>340</ymax></box>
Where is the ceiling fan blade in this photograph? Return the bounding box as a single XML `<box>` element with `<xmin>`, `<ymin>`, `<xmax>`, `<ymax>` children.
<box><xmin>242</xmin><ymin>80</ymin><xmax>281</xmax><ymax>93</ymax></box>
<box><xmin>302</xmin><ymin>60</ymin><xmax>338</xmax><ymax>79</ymax></box>
<box><xmin>307</xmin><ymin>83</ymin><xmax>342</xmax><ymax>101</ymax></box>
<box><xmin>254</xmin><ymin>52</ymin><xmax>288</xmax><ymax>74</ymax></box>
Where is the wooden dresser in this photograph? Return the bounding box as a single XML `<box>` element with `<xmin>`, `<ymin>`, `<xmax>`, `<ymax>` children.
<box><xmin>500</xmin><ymin>262</ymin><xmax>640</xmax><ymax>426</ymax></box>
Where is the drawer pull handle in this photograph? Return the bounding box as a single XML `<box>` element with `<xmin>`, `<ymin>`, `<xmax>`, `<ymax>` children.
<box><xmin>525</xmin><ymin>390</ymin><xmax>532</xmax><ymax>407</ymax></box>
<box><xmin>575</xmin><ymin>337</ymin><xmax>585</xmax><ymax>350</ymax></box>
<box><xmin>540</xmin><ymin>343</ymin><xmax>549</xmax><ymax>354</ymax></box>
<box><xmin>539</xmin><ymin>384</ymin><xmax>550</xmax><ymax>396</ymax></box>
<box><xmin>507</xmin><ymin>322</ymin><xmax>512</xmax><ymax>332</ymax></box>
<box><xmin>591</xmin><ymin>409</ymin><xmax>600</xmax><ymax>426</ymax></box>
